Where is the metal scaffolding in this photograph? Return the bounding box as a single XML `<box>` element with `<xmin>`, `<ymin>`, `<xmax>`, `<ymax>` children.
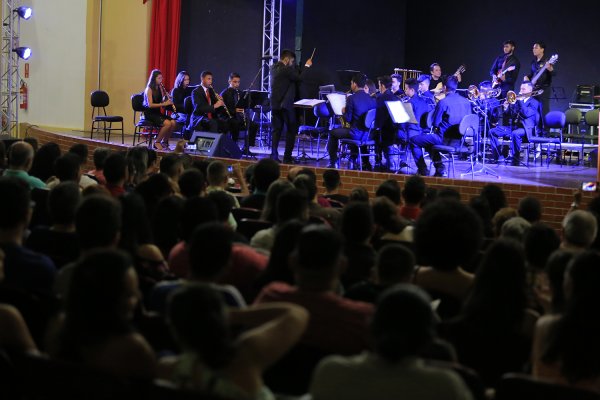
<box><xmin>261</xmin><ymin>0</ymin><xmax>281</xmax><ymax>92</ymax></box>
<box><xmin>0</xmin><ymin>0</ymin><xmax>21</xmax><ymax>136</ymax></box>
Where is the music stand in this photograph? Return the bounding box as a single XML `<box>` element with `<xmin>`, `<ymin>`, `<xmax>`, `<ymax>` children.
<box><xmin>233</xmin><ymin>91</ymin><xmax>256</xmax><ymax>159</ymax></box>
<box><xmin>462</xmin><ymin>99</ymin><xmax>500</xmax><ymax>178</ymax></box>
<box><xmin>318</xmin><ymin>84</ymin><xmax>335</xmax><ymax>100</ymax></box>
<box><xmin>385</xmin><ymin>101</ymin><xmax>417</xmax><ymax>173</ymax></box>
<box><xmin>246</xmin><ymin>90</ymin><xmax>270</xmax><ymax>151</ymax></box>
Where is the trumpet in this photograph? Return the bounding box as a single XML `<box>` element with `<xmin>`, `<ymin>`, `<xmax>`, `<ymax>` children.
<box><xmin>211</xmin><ymin>85</ymin><xmax>232</xmax><ymax>118</ymax></box>
<box><xmin>504</xmin><ymin>89</ymin><xmax>544</xmax><ymax>105</ymax></box>
<box><xmin>468</xmin><ymin>85</ymin><xmax>502</xmax><ymax>101</ymax></box>
<box><xmin>159</xmin><ymin>83</ymin><xmax>176</xmax><ymax>114</ymax></box>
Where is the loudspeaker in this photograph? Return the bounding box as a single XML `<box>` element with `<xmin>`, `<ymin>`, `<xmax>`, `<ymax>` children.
<box><xmin>575</xmin><ymin>85</ymin><xmax>600</xmax><ymax>104</ymax></box>
<box><xmin>189</xmin><ymin>131</ymin><xmax>242</xmax><ymax>159</ymax></box>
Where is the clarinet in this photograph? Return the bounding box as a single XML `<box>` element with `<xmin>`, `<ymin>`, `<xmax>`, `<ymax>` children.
<box><xmin>159</xmin><ymin>83</ymin><xmax>177</xmax><ymax>114</ymax></box>
<box><xmin>211</xmin><ymin>86</ymin><xmax>232</xmax><ymax>118</ymax></box>
<box><xmin>236</xmin><ymin>89</ymin><xmax>247</xmax><ymax>128</ymax></box>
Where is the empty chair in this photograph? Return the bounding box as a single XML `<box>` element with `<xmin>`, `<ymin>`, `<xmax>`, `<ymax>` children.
<box><xmin>338</xmin><ymin>108</ymin><xmax>377</xmax><ymax>171</ymax></box>
<box><xmin>565</xmin><ymin>108</ymin><xmax>582</xmax><ymax>135</ymax></box>
<box><xmin>131</xmin><ymin>93</ymin><xmax>161</xmax><ymax>147</ymax></box>
<box><xmin>585</xmin><ymin>109</ymin><xmax>599</xmax><ymax>136</ymax></box>
<box><xmin>431</xmin><ymin>113</ymin><xmax>477</xmax><ymax>178</ymax></box>
<box><xmin>90</xmin><ymin>90</ymin><xmax>124</xmax><ymax>144</ymax></box>
<box><xmin>526</xmin><ymin>111</ymin><xmax>564</xmax><ymax>167</ymax></box>
<box><xmin>297</xmin><ymin>102</ymin><xmax>332</xmax><ymax>160</ymax></box>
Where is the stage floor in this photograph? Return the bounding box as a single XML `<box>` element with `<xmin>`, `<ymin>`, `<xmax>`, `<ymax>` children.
<box><xmin>69</xmin><ymin>129</ymin><xmax>596</xmax><ymax>190</ymax></box>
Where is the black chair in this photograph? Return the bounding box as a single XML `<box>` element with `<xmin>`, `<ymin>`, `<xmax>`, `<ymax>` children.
<box><xmin>90</xmin><ymin>90</ymin><xmax>124</xmax><ymax>144</ymax></box>
<box><xmin>230</xmin><ymin>207</ymin><xmax>262</xmax><ymax>225</ymax></box>
<box><xmin>338</xmin><ymin>108</ymin><xmax>378</xmax><ymax>171</ymax></box>
<box><xmin>131</xmin><ymin>93</ymin><xmax>161</xmax><ymax>147</ymax></box>
<box><xmin>431</xmin><ymin>114</ymin><xmax>477</xmax><ymax>178</ymax></box>
<box><xmin>297</xmin><ymin>102</ymin><xmax>332</xmax><ymax>160</ymax></box>
<box><xmin>526</xmin><ymin>111</ymin><xmax>564</xmax><ymax>167</ymax></box>
<box><xmin>236</xmin><ymin>218</ymin><xmax>272</xmax><ymax>241</ymax></box>
<box><xmin>495</xmin><ymin>373</ymin><xmax>600</xmax><ymax>400</ymax></box>
<box><xmin>182</xmin><ymin>96</ymin><xmax>194</xmax><ymax>140</ymax></box>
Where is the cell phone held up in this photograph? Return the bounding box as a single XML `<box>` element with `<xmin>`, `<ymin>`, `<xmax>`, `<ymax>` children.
<box><xmin>581</xmin><ymin>181</ymin><xmax>598</xmax><ymax>192</ymax></box>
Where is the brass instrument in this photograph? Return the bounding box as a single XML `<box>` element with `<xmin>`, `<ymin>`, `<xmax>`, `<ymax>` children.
<box><xmin>505</xmin><ymin>89</ymin><xmax>544</xmax><ymax>105</ymax></box>
<box><xmin>159</xmin><ymin>82</ymin><xmax>177</xmax><ymax>114</ymax></box>
<box><xmin>467</xmin><ymin>85</ymin><xmax>479</xmax><ymax>101</ymax></box>
<box><xmin>211</xmin><ymin>85</ymin><xmax>232</xmax><ymax>118</ymax></box>
<box><xmin>339</xmin><ymin>115</ymin><xmax>351</xmax><ymax>128</ymax></box>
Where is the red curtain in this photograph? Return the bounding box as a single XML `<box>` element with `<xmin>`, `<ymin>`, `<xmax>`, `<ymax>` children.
<box><xmin>147</xmin><ymin>0</ymin><xmax>181</xmax><ymax>90</ymax></box>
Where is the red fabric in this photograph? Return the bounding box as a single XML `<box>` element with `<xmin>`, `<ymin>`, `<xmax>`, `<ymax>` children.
<box><xmin>148</xmin><ymin>0</ymin><xmax>181</xmax><ymax>91</ymax></box>
<box><xmin>205</xmin><ymin>88</ymin><xmax>213</xmax><ymax>119</ymax></box>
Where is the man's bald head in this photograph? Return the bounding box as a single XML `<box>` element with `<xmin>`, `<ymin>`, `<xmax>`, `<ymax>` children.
<box><xmin>8</xmin><ymin>141</ymin><xmax>35</xmax><ymax>170</ymax></box>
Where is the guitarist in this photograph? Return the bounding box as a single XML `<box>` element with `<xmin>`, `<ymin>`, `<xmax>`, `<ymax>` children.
<box><xmin>524</xmin><ymin>41</ymin><xmax>555</xmax><ymax>118</ymax></box>
<box><xmin>429</xmin><ymin>63</ymin><xmax>463</xmax><ymax>102</ymax></box>
<box><xmin>489</xmin><ymin>40</ymin><xmax>520</xmax><ymax>98</ymax></box>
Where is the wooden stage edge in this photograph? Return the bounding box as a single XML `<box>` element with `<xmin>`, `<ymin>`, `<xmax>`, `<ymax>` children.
<box><xmin>22</xmin><ymin>124</ymin><xmax>597</xmax><ymax>232</ymax></box>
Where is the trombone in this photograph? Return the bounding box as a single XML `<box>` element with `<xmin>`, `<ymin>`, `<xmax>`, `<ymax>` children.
<box><xmin>503</xmin><ymin>89</ymin><xmax>544</xmax><ymax>105</ymax></box>
<box><xmin>468</xmin><ymin>85</ymin><xmax>501</xmax><ymax>101</ymax></box>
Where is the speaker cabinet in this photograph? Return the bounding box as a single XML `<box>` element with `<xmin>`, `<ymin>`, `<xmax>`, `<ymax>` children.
<box><xmin>188</xmin><ymin>131</ymin><xmax>242</xmax><ymax>159</ymax></box>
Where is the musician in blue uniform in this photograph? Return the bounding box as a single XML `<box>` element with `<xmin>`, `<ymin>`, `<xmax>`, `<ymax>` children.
<box><xmin>410</xmin><ymin>76</ymin><xmax>472</xmax><ymax>176</ymax></box>
<box><xmin>373</xmin><ymin>75</ymin><xmax>399</xmax><ymax>170</ymax></box>
<box><xmin>326</xmin><ymin>73</ymin><xmax>376</xmax><ymax>169</ymax></box>
<box><xmin>489</xmin><ymin>81</ymin><xmax>541</xmax><ymax>165</ymax></box>
<box><xmin>524</xmin><ymin>41</ymin><xmax>555</xmax><ymax>118</ymax></box>
<box><xmin>489</xmin><ymin>40</ymin><xmax>520</xmax><ymax>98</ymax></box>
<box><xmin>417</xmin><ymin>74</ymin><xmax>436</xmax><ymax>111</ymax></box>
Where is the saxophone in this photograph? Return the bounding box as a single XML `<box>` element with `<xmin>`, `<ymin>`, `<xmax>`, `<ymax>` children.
<box><xmin>211</xmin><ymin>86</ymin><xmax>232</xmax><ymax>118</ymax></box>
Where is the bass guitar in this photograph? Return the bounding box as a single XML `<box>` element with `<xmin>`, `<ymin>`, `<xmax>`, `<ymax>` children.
<box><xmin>530</xmin><ymin>54</ymin><xmax>559</xmax><ymax>87</ymax></box>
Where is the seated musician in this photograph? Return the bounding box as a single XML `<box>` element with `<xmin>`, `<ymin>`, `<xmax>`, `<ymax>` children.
<box><xmin>326</xmin><ymin>73</ymin><xmax>376</xmax><ymax>170</ymax></box>
<box><xmin>417</xmin><ymin>74</ymin><xmax>436</xmax><ymax>110</ymax></box>
<box><xmin>188</xmin><ymin>70</ymin><xmax>226</xmax><ymax>134</ymax></box>
<box><xmin>171</xmin><ymin>71</ymin><xmax>191</xmax><ymax>124</ymax></box>
<box><xmin>220</xmin><ymin>72</ymin><xmax>246</xmax><ymax>143</ymax></box>
<box><xmin>489</xmin><ymin>81</ymin><xmax>541</xmax><ymax>166</ymax></box>
<box><xmin>398</xmin><ymin>78</ymin><xmax>429</xmax><ymax>144</ymax></box>
<box><xmin>390</xmin><ymin>73</ymin><xmax>405</xmax><ymax>99</ymax></box>
<box><xmin>373</xmin><ymin>75</ymin><xmax>399</xmax><ymax>170</ymax></box>
<box><xmin>409</xmin><ymin>76</ymin><xmax>472</xmax><ymax>177</ymax></box>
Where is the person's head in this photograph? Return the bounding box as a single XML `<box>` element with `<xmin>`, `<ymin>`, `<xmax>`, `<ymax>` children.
<box><xmin>174</xmin><ymin>70</ymin><xmax>190</xmax><ymax>89</ymax></box>
<box><xmin>533</xmin><ymin>41</ymin><xmax>546</xmax><ymax>57</ymax></box>
<box><xmin>277</xmin><ymin>188</ymin><xmax>309</xmax><ymax>224</ymax></box>
<box><xmin>463</xmin><ymin>239</ymin><xmax>527</xmax><ymax>328</ymax></box>
<box><xmin>200</xmin><ymin>70</ymin><xmax>213</xmax><ymax>87</ymax></box>
<box><xmin>376</xmin><ymin>244</ymin><xmax>415</xmax><ymax>286</ymax></box>
<box><xmin>0</xmin><ymin>177</ymin><xmax>31</xmax><ymax>233</ymax></box>
<box><xmin>545</xmin><ymin>249</ymin><xmax>575</xmax><ymax>314</ymax></box>
<box><xmin>7</xmin><ymin>141</ymin><xmax>34</xmax><ymax>171</ymax></box>
<box><xmin>444</xmin><ymin>75</ymin><xmax>459</xmax><ymax>93</ymax></box>
<box><xmin>372</xmin><ymin>196</ymin><xmax>408</xmax><ymax>235</ymax></box>
<box><xmin>500</xmin><ymin>216</ymin><xmax>531</xmax><ymax>242</ymax></box>
<box><xmin>64</xmin><ymin>249</ymin><xmax>138</xmax><ymax>345</ymax></box>
<box><xmin>520</xmin><ymin>81</ymin><xmax>533</xmax><ymax>95</ymax></box>
<box><xmin>562</xmin><ymin>210</ymin><xmax>598</xmax><ymax>249</ymax></box>
<box><xmin>364</xmin><ymin>79</ymin><xmax>377</xmax><ymax>95</ymax></box>
<box><xmin>280</xmin><ymin>49</ymin><xmax>296</xmax><ymax>66</ymax></box>
<box><xmin>503</xmin><ymin>39</ymin><xmax>516</xmax><ymax>54</ymax></box>
<box><xmin>125</xmin><ymin>146</ymin><xmax>149</xmax><ymax>186</ymax></box>
<box><xmin>92</xmin><ymin>148</ymin><xmax>110</xmax><ymax>171</ymax></box>
<box><xmin>147</xmin><ymin>148</ymin><xmax>159</xmax><ymax>174</ymax></box>
<box><xmin>479</xmin><ymin>80</ymin><xmax>493</xmax><ymax>98</ymax></box>
<box><xmin>322</xmin><ymin>169</ymin><xmax>341</xmax><ymax>193</ymax></box>
<box><xmin>48</xmin><ymin>182</ymin><xmax>81</xmax><ymax>227</ymax></box>
<box><xmin>160</xmin><ymin>154</ymin><xmax>184</xmax><ymax>181</ymax></box>
<box><xmin>207</xmin><ymin>190</ymin><xmax>235</xmax><ymax>224</ymax></box>
<box><xmin>351</xmin><ymin>73</ymin><xmax>368</xmax><ymax>92</ymax></box>
<box><xmin>68</xmin><ymin>144</ymin><xmax>88</xmax><ymax>165</ymax></box>
<box><xmin>291</xmin><ymin>225</ymin><xmax>343</xmax><ymax>290</ymax></box>
<box><xmin>430</xmin><ymin>63</ymin><xmax>441</xmax><ymax>78</ymax></box>
<box><xmin>103</xmin><ymin>152</ymin><xmax>128</xmax><ymax>186</ymax></box>
<box><xmin>341</xmin><ymin>202</ymin><xmax>374</xmax><ymax>244</ymax></box>
<box><xmin>492</xmin><ymin>207</ymin><xmax>518</xmax><ymax>237</ymax></box>
<box><xmin>167</xmin><ymin>283</ymin><xmax>235</xmax><ymax>369</ymax></box>
<box><xmin>228</xmin><ymin>72</ymin><xmax>241</xmax><ymax>89</ymax></box>
<box><xmin>206</xmin><ymin>160</ymin><xmax>228</xmax><ymax>187</ymax></box>
<box><xmin>377</xmin><ymin>75</ymin><xmax>392</xmax><ymax>93</ymax></box>
<box><xmin>75</xmin><ymin>194</ymin><xmax>122</xmax><ymax>251</ymax></box>
<box><xmin>261</xmin><ymin>179</ymin><xmax>294</xmax><ymax>223</ymax></box>
<box><xmin>524</xmin><ymin>223</ymin><xmax>560</xmax><ymax>270</ymax></box>
<box><xmin>253</xmin><ymin>158</ymin><xmax>280</xmax><ymax>192</ymax></box>
<box><xmin>147</xmin><ymin>69</ymin><xmax>163</xmax><ymax>91</ymax></box>
<box><xmin>372</xmin><ymin>285</ymin><xmax>435</xmax><ymax>362</ymax></box>
<box><xmin>414</xmin><ymin>199</ymin><xmax>483</xmax><ymax>270</ymax></box>
<box><xmin>349</xmin><ymin>187</ymin><xmax>370</xmax><ymax>203</ymax></box>
<box><xmin>181</xmin><ymin>196</ymin><xmax>218</xmax><ymax>241</ymax></box>
<box><xmin>263</xmin><ymin>220</ymin><xmax>306</xmax><ymax>285</ymax></box>
<box><xmin>29</xmin><ymin>142</ymin><xmax>61</xmax><ymax>181</ymax></box>
<box><xmin>178</xmin><ymin>168</ymin><xmax>206</xmax><ymax>198</ymax></box>
<box><xmin>404</xmin><ymin>78</ymin><xmax>418</xmax><ymax>98</ymax></box>
<box><xmin>189</xmin><ymin>222</ymin><xmax>234</xmax><ymax>281</ymax></box>
<box><xmin>54</xmin><ymin>153</ymin><xmax>82</xmax><ymax>183</ymax></box>
<box><xmin>480</xmin><ymin>184</ymin><xmax>507</xmax><ymax>216</ymax></box>
<box><xmin>390</xmin><ymin>74</ymin><xmax>401</xmax><ymax>92</ymax></box>
<box><xmin>402</xmin><ymin>175</ymin><xmax>426</xmax><ymax>206</ymax></box>
<box><xmin>417</xmin><ymin>74</ymin><xmax>430</xmax><ymax>93</ymax></box>
<box><xmin>376</xmin><ymin>179</ymin><xmax>402</xmax><ymax>206</ymax></box>
<box><xmin>293</xmin><ymin>174</ymin><xmax>317</xmax><ymax>202</ymax></box>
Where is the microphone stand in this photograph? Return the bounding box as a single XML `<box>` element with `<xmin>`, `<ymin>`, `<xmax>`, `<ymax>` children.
<box><xmin>240</xmin><ymin>65</ymin><xmax>265</xmax><ymax>159</ymax></box>
<box><xmin>462</xmin><ymin>98</ymin><xmax>500</xmax><ymax>178</ymax></box>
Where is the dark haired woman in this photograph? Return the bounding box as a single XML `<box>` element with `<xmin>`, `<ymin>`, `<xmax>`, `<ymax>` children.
<box><xmin>144</xmin><ymin>69</ymin><xmax>177</xmax><ymax>150</ymax></box>
<box><xmin>159</xmin><ymin>283</ymin><xmax>308</xmax><ymax>399</ymax></box>
<box><xmin>171</xmin><ymin>70</ymin><xmax>191</xmax><ymax>124</ymax></box>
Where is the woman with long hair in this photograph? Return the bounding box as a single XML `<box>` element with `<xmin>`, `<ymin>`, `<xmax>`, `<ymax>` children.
<box><xmin>171</xmin><ymin>71</ymin><xmax>191</xmax><ymax>124</ymax></box>
<box><xmin>144</xmin><ymin>69</ymin><xmax>177</xmax><ymax>150</ymax></box>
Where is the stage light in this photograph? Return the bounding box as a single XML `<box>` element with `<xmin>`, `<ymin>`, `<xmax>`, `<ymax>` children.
<box><xmin>14</xmin><ymin>47</ymin><xmax>31</xmax><ymax>60</ymax></box>
<box><xmin>15</xmin><ymin>6</ymin><xmax>32</xmax><ymax>20</ymax></box>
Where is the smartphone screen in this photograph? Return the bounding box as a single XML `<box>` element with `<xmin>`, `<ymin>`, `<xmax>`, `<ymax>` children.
<box><xmin>581</xmin><ymin>181</ymin><xmax>598</xmax><ymax>192</ymax></box>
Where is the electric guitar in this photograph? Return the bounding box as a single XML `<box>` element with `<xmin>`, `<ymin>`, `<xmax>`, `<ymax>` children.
<box><xmin>491</xmin><ymin>65</ymin><xmax>516</xmax><ymax>88</ymax></box>
<box><xmin>530</xmin><ymin>54</ymin><xmax>559</xmax><ymax>87</ymax></box>
<box><xmin>431</xmin><ymin>64</ymin><xmax>466</xmax><ymax>102</ymax></box>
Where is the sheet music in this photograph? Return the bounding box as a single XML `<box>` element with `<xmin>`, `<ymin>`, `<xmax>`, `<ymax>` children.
<box><xmin>327</xmin><ymin>93</ymin><xmax>347</xmax><ymax>116</ymax></box>
<box><xmin>385</xmin><ymin>101</ymin><xmax>417</xmax><ymax>124</ymax></box>
<box><xmin>294</xmin><ymin>99</ymin><xmax>326</xmax><ymax>108</ymax></box>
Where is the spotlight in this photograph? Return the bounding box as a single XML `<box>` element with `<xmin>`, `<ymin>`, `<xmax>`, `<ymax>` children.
<box><xmin>15</xmin><ymin>6</ymin><xmax>32</xmax><ymax>20</ymax></box>
<box><xmin>14</xmin><ymin>47</ymin><xmax>31</xmax><ymax>60</ymax></box>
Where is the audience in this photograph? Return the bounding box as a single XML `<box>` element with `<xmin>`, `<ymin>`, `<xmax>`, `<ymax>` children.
<box><xmin>241</xmin><ymin>158</ymin><xmax>280</xmax><ymax>210</ymax></box>
<box><xmin>400</xmin><ymin>175</ymin><xmax>426</xmax><ymax>221</ymax></box>
<box><xmin>560</xmin><ymin>210</ymin><xmax>598</xmax><ymax>252</ymax></box>
<box><xmin>103</xmin><ymin>152</ymin><xmax>128</xmax><ymax>197</ymax></box>
<box><xmin>87</xmin><ymin>147</ymin><xmax>110</xmax><ymax>185</ymax></box>
<box><xmin>28</xmin><ymin>142</ymin><xmax>61</xmax><ymax>183</ymax></box>
<box><xmin>68</xmin><ymin>144</ymin><xmax>98</xmax><ymax>189</ymax></box>
<box><xmin>3</xmin><ymin>141</ymin><xmax>46</xmax><ymax>189</ymax></box>
<box><xmin>322</xmin><ymin>169</ymin><xmax>349</xmax><ymax>205</ymax></box>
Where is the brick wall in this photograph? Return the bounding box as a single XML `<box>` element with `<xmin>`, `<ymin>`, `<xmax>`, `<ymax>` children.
<box><xmin>26</xmin><ymin>125</ymin><xmax>595</xmax><ymax>232</ymax></box>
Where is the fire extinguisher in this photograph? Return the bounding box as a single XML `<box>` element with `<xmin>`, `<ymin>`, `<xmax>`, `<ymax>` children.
<box><xmin>20</xmin><ymin>81</ymin><xmax>28</xmax><ymax>110</ymax></box>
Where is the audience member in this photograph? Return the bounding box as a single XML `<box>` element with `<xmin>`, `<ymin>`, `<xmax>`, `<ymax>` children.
<box><xmin>340</xmin><ymin>202</ymin><xmax>376</xmax><ymax>288</ymax></box>
<box><xmin>87</xmin><ymin>147</ymin><xmax>110</xmax><ymax>185</ymax></box>
<box><xmin>46</xmin><ymin>153</ymin><xmax>82</xmax><ymax>189</ymax></box>
<box><xmin>560</xmin><ymin>210</ymin><xmax>598</xmax><ymax>252</ymax></box>
<box><xmin>29</xmin><ymin>142</ymin><xmax>61</xmax><ymax>183</ymax></box>
<box><xmin>178</xmin><ymin>168</ymin><xmax>206</xmax><ymax>198</ymax></box>
<box><xmin>491</xmin><ymin>207</ymin><xmax>518</xmax><ymax>237</ymax></box>
<box><xmin>322</xmin><ymin>169</ymin><xmax>349</xmax><ymax>205</ymax></box>
<box><xmin>68</xmin><ymin>144</ymin><xmax>98</xmax><ymax>188</ymax></box>
<box><xmin>260</xmin><ymin>180</ymin><xmax>294</xmax><ymax>224</ymax></box>
<box><xmin>400</xmin><ymin>175</ymin><xmax>426</xmax><ymax>221</ymax></box>
<box><xmin>241</xmin><ymin>158</ymin><xmax>280</xmax><ymax>210</ymax></box>
<box><xmin>103</xmin><ymin>152</ymin><xmax>128</xmax><ymax>197</ymax></box>
<box><xmin>480</xmin><ymin>184</ymin><xmax>507</xmax><ymax>217</ymax></box>
<box><xmin>375</xmin><ymin>179</ymin><xmax>402</xmax><ymax>206</ymax></box>
<box><xmin>371</xmin><ymin>197</ymin><xmax>413</xmax><ymax>250</ymax></box>
<box><xmin>3</xmin><ymin>142</ymin><xmax>46</xmax><ymax>189</ymax></box>
<box><xmin>500</xmin><ymin>216</ymin><xmax>531</xmax><ymax>242</ymax></box>
<box><xmin>518</xmin><ymin>196</ymin><xmax>543</xmax><ymax>223</ymax></box>
<box><xmin>348</xmin><ymin>186</ymin><xmax>369</xmax><ymax>203</ymax></box>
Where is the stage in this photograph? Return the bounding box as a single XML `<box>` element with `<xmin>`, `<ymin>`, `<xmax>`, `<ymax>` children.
<box><xmin>22</xmin><ymin>124</ymin><xmax>598</xmax><ymax>232</ymax></box>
